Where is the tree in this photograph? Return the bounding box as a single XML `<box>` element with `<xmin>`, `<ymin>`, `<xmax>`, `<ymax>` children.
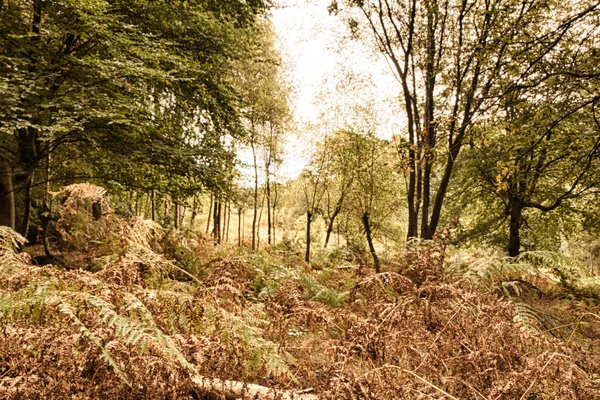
<box><xmin>0</xmin><ymin>0</ymin><xmax>270</xmax><ymax>233</ymax></box>
<box><xmin>346</xmin><ymin>131</ymin><xmax>400</xmax><ymax>272</ymax></box>
<box><xmin>300</xmin><ymin>156</ymin><xmax>328</xmax><ymax>263</ymax></box>
<box><xmin>466</xmin><ymin>91</ymin><xmax>600</xmax><ymax>256</ymax></box>
<box><xmin>330</xmin><ymin>0</ymin><xmax>600</xmax><ymax>241</ymax></box>
<box><xmin>318</xmin><ymin>131</ymin><xmax>356</xmax><ymax>248</ymax></box>
<box><xmin>238</xmin><ymin>21</ymin><xmax>291</xmax><ymax>250</ymax></box>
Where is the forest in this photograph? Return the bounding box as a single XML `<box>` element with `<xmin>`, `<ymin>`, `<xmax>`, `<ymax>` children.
<box><xmin>1</xmin><ymin>0</ymin><xmax>600</xmax><ymax>399</ymax></box>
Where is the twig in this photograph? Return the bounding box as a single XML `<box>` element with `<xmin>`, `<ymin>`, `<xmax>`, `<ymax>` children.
<box><xmin>568</xmin><ymin>312</ymin><xmax>600</xmax><ymax>343</ymax></box>
<box><xmin>401</xmin><ymin>369</ymin><xmax>460</xmax><ymax>400</ymax></box>
<box><xmin>170</xmin><ymin>264</ymin><xmax>202</xmax><ymax>285</ymax></box>
<box><xmin>518</xmin><ymin>353</ymin><xmax>557</xmax><ymax>400</ymax></box>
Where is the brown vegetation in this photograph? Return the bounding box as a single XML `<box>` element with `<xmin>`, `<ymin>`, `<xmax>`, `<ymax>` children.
<box><xmin>0</xmin><ymin>185</ymin><xmax>598</xmax><ymax>399</ymax></box>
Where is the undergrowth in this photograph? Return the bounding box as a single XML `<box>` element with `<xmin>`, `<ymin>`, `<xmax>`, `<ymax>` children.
<box><xmin>1</xmin><ymin>184</ymin><xmax>599</xmax><ymax>399</ymax></box>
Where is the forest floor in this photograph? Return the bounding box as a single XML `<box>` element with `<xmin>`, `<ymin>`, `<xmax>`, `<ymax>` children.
<box><xmin>1</xmin><ymin>187</ymin><xmax>599</xmax><ymax>399</ymax></box>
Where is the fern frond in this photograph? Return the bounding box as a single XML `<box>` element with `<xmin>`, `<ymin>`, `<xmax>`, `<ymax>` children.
<box><xmin>57</xmin><ymin>300</ymin><xmax>133</xmax><ymax>388</ymax></box>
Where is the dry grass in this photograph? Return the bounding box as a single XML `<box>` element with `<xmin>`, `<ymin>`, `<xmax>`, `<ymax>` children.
<box><xmin>0</xmin><ymin>185</ymin><xmax>599</xmax><ymax>399</ymax></box>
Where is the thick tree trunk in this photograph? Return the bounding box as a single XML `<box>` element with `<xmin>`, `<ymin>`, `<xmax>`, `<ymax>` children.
<box><xmin>0</xmin><ymin>162</ymin><xmax>15</xmax><ymax>230</ymax></box>
<box><xmin>92</xmin><ymin>201</ymin><xmax>102</xmax><ymax>220</ymax></box>
<box><xmin>362</xmin><ymin>211</ymin><xmax>381</xmax><ymax>273</ymax></box>
<box><xmin>15</xmin><ymin>126</ymin><xmax>38</xmax><ymax>237</ymax></box>
<box><xmin>305</xmin><ymin>210</ymin><xmax>312</xmax><ymax>263</ymax></box>
<box><xmin>508</xmin><ymin>197</ymin><xmax>523</xmax><ymax>257</ymax></box>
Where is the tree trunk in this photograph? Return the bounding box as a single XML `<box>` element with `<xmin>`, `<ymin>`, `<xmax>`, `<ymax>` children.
<box><xmin>213</xmin><ymin>200</ymin><xmax>221</xmax><ymax>243</ymax></box>
<box><xmin>251</xmin><ymin>135</ymin><xmax>259</xmax><ymax>251</ymax></box>
<box><xmin>0</xmin><ymin>161</ymin><xmax>15</xmax><ymax>230</ymax></box>
<box><xmin>508</xmin><ymin>197</ymin><xmax>523</xmax><ymax>257</ymax></box>
<box><xmin>256</xmin><ymin>191</ymin><xmax>265</xmax><ymax>249</ymax></box>
<box><xmin>151</xmin><ymin>190</ymin><xmax>156</xmax><ymax>222</ymax></box>
<box><xmin>238</xmin><ymin>207</ymin><xmax>242</xmax><ymax>247</ymax></box>
<box><xmin>206</xmin><ymin>193</ymin><xmax>213</xmax><ymax>234</ymax></box>
<box><xmin>305</xmin><ymin>210</ymin><xmax>312</xmax><ymax>263</ymax></box>
<box><xmin>267</xmin><ymin>171</ymin><xmax>272</xmax><ymax>246</ymax></box>
<box><xmin>179</xmin><ymin>204</ymin><xmax>185</xmax><ymax>228</ymax></box>
<box><xmin>190</xmin><ymin>196</ymin><xmax>198</xmax><ymax>229</ymax></box>
<box><xmin>134</xmin><ymin>191</ymin><xmax>140</xmax><ymax>216</ymax></box>
<box><xmin>174</xmin><ymin>201</ymin><xmax>180</xmax><ymax>229</ymax></box>
<box><xmin>92</xmin><ymin>201</ymin><xmax>102</xmax><ymax>220</ymax></box>
<box><xmin>225</xmin><ymin>201</ymin><xmax>231</xmax><ymax>242</ymax></box>
<box><xmin>407</xmin><ymin>177</ymin><xmax>418</xmax><ymax>240</ymax></box>
<box><xmin>217</xmin><ymin>202</ymin><xmax>222</xmax><ymax>243</ymax></box>
<box><xmin>420</xmin><ymin>162</ymin><xmax>432</xmax><ymax>239</ymax></box>
<box><xmin>324</xmin><ymin>205</ymin><xmax>341</xmax><ymax>248</ymax></box>
<box><xmin>421</xmin><ymin>6</ymin><xmax>436</xmax><ymax>240</ymax></box>
<box><xmin>19</xmin><ymin>173</ymin><xmax>33</xmax><ymax>238</ymax></box>
<box><xmin>362</xmin><ymin>211</ymin><xmax>381</xmax><ymax>273</ymax></box>
<box><xmin>272</xmin><ymin>182</ymin><xmax>279</xmax><ymax>245</ymax></box>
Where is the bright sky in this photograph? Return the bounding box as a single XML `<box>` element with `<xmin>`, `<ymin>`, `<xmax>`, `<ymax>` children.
<box><xmin>238</xmin><ymin>0</ymin><xmax>402</xmax><ymax>185</ymax></box>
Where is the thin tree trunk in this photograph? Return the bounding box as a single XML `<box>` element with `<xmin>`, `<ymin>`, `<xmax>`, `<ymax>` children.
<box><xmin>272</xmin><ymin>182</ymin><xmax>279</xmax><ymax>245</ymax></box>
<box><xmin>151</xmin><ymin>190</ymin><xmax>156</xmax><ymax>222</ymax></box>
<box><xmin>305</xmin><ymin>211</ymin><xmax>312</xmax><ymax>263</ymax></box>
<box><xmin>217</xmin><ymin>202</ymin><xmax>222</xmax><ymax>243</ymax></box>
<box><xmin>190</xmin><ymin>196</ymin><xmax>198</xmax><ymax>229</ymax></box>
<box><xmin>206</xmin><ymin>193</ymin><xmax>213</xmax><ymax>234</ymax></box>
<box><xmin>252</xmin><ymin>144</ymin><xmax>259</xmax><ymax>250</ymax></box>
<box><xmin>238</xmin><ymin>207</ymin><xmax>242</xmax><ymax>247</ymax></box>
<box><xmin>135</xmin><ymin>191</ymin><xmax>140</xmax><ymax>216</ymax></box>
<box><xmin>362</xmin><ymin>211</ymin><xmax>381</xmax><ymax>273</ymax></box>
<box><xmin>225</xmin><ymin>201</ymin><xmax>231</xmax><ymax>242</ymax></box>
<box><xmin>242</xmin><ymin>209</ymin><xmax>246</xmax><ymax>247</ymax></box>
<box><xmin>324</xmin><ymin>207</ymin><xmax>341</xmax><ymax>248</ymax></box>
<box><xmin>20</xmin><ymin>173</ymin><xmax>33</xmax><ymax>238</ymax></box>
<box><xmin>266</xmin><ymin>170</ymin><xmax>272</xmax><ymax>246</ymax></box>
<box><xmin>178</xmin><ymin>203</ymin><xmax>185</xmax><ymax>228</ymax></box>
<box><xmin>256</xmin><ymin>192</ymin><xmax>265</xmax><ymax>249</ymax></box>
<box><xmin>420</xmin><ymin>162</ymin><xmax>432</xmax><ymax>239</ymax></box>
<box><xmin>403</xmin><ymin>76</ymin><xmax>419</xmax><ymax>240</ymax></box>
<box><xmin>325</xmin><ymin>195</ymin><xmax>343</xmax><ymax>248</ymax></box>
<box><xmin>420</xmin><ymin>6</ymin><xmax>436</xmax><ymax>240</ymax></box>
<box><xmin>174</xmin><ymin>201</ymin><xmax>180</xmax><ymax>229</ymax></box>
<box><xmin>163</xmin><ymin>198</ymin><xmax>169</xmax><ymax>224</ymax></box>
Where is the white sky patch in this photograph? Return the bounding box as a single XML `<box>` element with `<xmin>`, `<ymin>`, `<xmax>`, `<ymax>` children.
<box><xmin>237</xmin><ymin>0</ymin><xmax>403</xmax><ymax>186</ymax></box>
